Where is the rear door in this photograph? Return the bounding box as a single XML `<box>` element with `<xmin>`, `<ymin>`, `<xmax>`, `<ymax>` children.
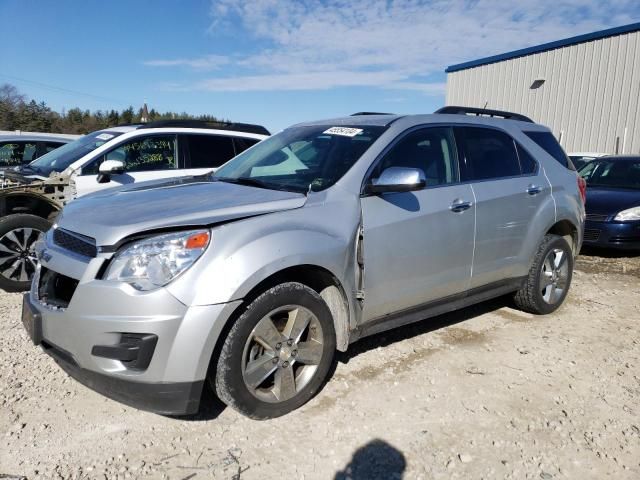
<box><xmin>360</xmin><ymin>126</ymin><xmax>475</xmax><ymax>322</ymax></box>
<box><xmin>455</xmin><ymin>126</ymin><xmax>551</xmax><ymax>288</ymax></box>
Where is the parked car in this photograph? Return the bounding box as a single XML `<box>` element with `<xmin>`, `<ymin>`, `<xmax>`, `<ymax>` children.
<box><xmin>22</xmin><ymin>108</ymin><xmax>584</xmax><ymax>419</ymax></box>
<box><xmin>0</xmin><ymin>120</ymin><xmax>269</xmax><ymax>291</ymax></box>
<box><xmin>0</xmin><ymin>133</ymin><xmax>78</xmax><ymax>168</ymax></box>
<box><xmin>579</xmin><ymin>155</ymin><xmax>640</xmax><ymax>250</ymax></box>
<box><xmin>568</xmin><ymin>152</ymin><xmax>608</xmax><ymax>170</ymax></box>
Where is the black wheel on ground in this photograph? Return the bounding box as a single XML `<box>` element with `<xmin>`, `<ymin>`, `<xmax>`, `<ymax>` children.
<box><xmin>514</xmin><ymin>234</ymin><xmax>574</xmax><ymax>314</ymax></box>
<box><xmin>0</xmin><ymin>214</ymin><xmax>51</xmax><ymax>292</ymax></box>
<box><xmin>213</xmin><ymin>282</ymin><xmax>336</xmax><ymax>419</ymax></box>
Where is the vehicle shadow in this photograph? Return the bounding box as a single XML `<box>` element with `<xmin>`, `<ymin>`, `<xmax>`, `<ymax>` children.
<box><xmin>580</xmin><ymin>246</ymin><xmax>640</xmax><ymax>258</ymax></box>
<box><xmin>171</xmin><ymin>384</ymin><xmax>227</xmax><ymax>421</ymax></box>
<box><xmin>334</xmin><ymin>439</ymin><xmax>406</xmax><ymax>479</ymax></box>
<box><xmin>337</xmin><ymin>295</ymin><xmax>510</xmax><ymax>363</ymax></box>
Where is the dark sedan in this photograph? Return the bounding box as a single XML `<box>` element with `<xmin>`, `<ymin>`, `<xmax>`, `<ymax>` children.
<box><xmin>579</xmin><ymin>156</ymin><xmax>640</xmax><ymax>250</ymax></box>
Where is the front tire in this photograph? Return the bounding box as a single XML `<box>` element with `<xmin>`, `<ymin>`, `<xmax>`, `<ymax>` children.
<box><xmin>514</xmin><ymin>234</ymin><xmax>574</xmax><ymax>314</ymax></box>
<box><xmin>213</xmin><ymin>282</ymin><xmax>336</xmax><ymax>419</ymax></box>
<box><xmin>0</xmin><ymin>214</ymin><xmax>51</xmax><ymax>292</ymax></box>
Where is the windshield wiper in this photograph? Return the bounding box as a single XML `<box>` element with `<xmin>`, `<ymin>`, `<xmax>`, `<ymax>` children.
<box><xmin>215</xmin><ymin>176</ymin><xmax>277</xmax><ymax>190</ymax></box>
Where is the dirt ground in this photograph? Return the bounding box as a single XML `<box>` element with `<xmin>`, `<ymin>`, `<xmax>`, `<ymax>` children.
<box><xmin>1</xmin><ymin>250</ymin><xmax>639</xmax><ymax>479</ymax></box>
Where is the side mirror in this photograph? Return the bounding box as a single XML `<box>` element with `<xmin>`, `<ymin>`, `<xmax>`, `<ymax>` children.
<box><xmin>367</xmin><ymin>167</ymin><xmax>426</xmax><ymax>194</ymax></box>
<box><xmin>97</xmin><ymin>159</ymin><xmax>125</xmax><ymax>183</ymax></box>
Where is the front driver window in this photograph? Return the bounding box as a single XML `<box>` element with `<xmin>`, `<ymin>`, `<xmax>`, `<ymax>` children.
<box><xmin>374</xmin><ymin>127</ymin><xmax>459</xmax><ymax>186</ymax></box>
<box><xmin>82</xmin><ymin>135</ymin><xmax>177</xmax><ymax>175</ymax></box>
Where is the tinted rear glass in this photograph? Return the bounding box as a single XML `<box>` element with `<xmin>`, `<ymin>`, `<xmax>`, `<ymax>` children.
<box><xmin>457</xmin><ymin>127</ymin><xmax>521</xmax><ymax>181</ymax></box>
<box><xmin>233</xmin><ymin>137</ymin><xmax>260</xmax><ymax>155</ymax></box>
<box><xmin>524</xmin><ymin>131</ymin><xmax>574</xmax><ymax>170</ymax></box>
<box><xmin>186</xmin><ymin>134</ymin><xmax>236</xmax><ymax>169</ymax></box>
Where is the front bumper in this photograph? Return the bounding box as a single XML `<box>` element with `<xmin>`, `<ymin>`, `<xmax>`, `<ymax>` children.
<box><xmin>583</xmin><ymin>219</ymin><xmax>640</xmax><ymax>250</ymax></box>
<box><xmin>23</xmin><ymin>262</ymin><xmax>241</xmax><ymax>415</ymax></box>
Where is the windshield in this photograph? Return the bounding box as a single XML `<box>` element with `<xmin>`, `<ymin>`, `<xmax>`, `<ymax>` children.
<box><xmin>27</xmin><ymin>130</ymin><xmax>123</xmax><ymax>176</ymax></box>
<box><xmin>213</xmin><ymin>125</ymin><xmax>387</xmax><ymax>193</ymax></box>
<box><xmin>579</xmin><ymin>159</ymin><xmax>640</xmax><ymax>190</ymax></box>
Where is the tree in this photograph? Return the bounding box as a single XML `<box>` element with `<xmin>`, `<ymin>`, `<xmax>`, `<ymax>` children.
<box><xmin>0</xmin><ymin>84</ymin><xmax>223</xmax><ymax>133</ymax></box>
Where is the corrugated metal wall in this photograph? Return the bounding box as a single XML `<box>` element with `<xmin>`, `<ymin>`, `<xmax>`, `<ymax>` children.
<box><xmin>446</xmin><ymin>30</ymin><xmax>640</xmax><ymax>154</ymax></box>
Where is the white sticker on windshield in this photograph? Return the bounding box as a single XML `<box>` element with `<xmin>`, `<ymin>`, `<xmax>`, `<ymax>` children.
<box><xmin>95</xmin><ymin>133</ymin><xmax>114</xmax><ymax>141</ymax></box>
<box><xmin>323</xmin><ymin>127</ymin><xmax>363</xmax><ymax>137</ymax></box>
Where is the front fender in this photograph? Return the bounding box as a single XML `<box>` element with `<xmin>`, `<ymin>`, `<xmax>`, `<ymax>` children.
<box><xmin>166</xmin><ymin>206</ymin><xmax>359</xmax><ymax>309</ymax></box>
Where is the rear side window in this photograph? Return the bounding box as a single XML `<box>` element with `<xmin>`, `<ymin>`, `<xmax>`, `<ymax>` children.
<box><xmin>516</xmin><ymin>144</ymin><xmax>537</xmax><ymax>174</ymax></box>
<box><xmin>456</xmin><ymin>127</ymin><xmax>521</xmax><ymax>181</ymax></box>
<box><xmin>185</xmin><ymin>134</ymin><xmax>235</xmax><ymax>169</ymax></box>
<box><xmin>233</xmin><ymin>137</ymin><xmax>260</xmax><ymax>155</ymax></box>
<box><xmin>524</xmin><ymin>131</ymin><xmax>574</xmax><ymax>170</ymax></box>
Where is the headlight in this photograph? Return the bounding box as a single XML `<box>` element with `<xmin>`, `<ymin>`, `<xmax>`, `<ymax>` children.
<box><xmin>104</xmin><ymin>229</ymin><xmax>210</xmax><ymax>291</ymax></box>
<box><xmin>614</xmin><ymin>206</ymin><xmax>640</xmax><ymax>221</ymax></box>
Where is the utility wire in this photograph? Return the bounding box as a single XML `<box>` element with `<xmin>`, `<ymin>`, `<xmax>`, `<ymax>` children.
<box><xmin>0</xmin><ymin>73</ymin><xmax>135</xmax><ymax>108</ymax></box>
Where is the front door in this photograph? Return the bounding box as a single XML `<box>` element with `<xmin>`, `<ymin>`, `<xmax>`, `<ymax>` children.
<box><xmin>360</xmin><ymin>126</ymin><xmax>475</xmax><ymax>323</ymax></box>
<box><xmin>74</xmin><ymin>134</ymin><xmax>179</xmax><ymax>196</ymax></box>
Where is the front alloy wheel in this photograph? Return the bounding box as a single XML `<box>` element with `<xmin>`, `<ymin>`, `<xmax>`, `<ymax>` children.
<box><xmin>213</xmin><ymin>282</ymin><xmax>335</xmax><ymax>419</ymax></box>
<box><xmin>0</xmin><ymin>214</ymin><xmax>51</xmax><ymax>292</ymax></box>
<box><xmin>242</xmin><ymin>305</ymin><xmax>325</xmax><ymax>403</ymax></box>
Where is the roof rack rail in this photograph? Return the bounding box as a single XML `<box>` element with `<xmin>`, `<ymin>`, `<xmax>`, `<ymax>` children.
<box><xmin>351</xmin><ymin>112</ymin><xmax>394</xmax><ymax>116</ymax></box>
<box><xmin>137</xmin><ymin>119</ymin><xmax>270</xmax><ymax>136</ymax></box>
<box><xmin>434</xmin><ymin>106</ymin><xmax>534</xmax><ymax>123</ymax></box>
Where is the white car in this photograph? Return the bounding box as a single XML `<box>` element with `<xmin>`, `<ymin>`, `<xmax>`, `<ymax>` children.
<box><xmin>0</xmin><ymin>120</ymin><xmax>269</xmax><ymax>291</ymax></box>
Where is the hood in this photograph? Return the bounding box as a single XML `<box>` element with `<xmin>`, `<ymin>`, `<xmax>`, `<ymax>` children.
<box><xmin>57</xmin><ymin>176</ymin><xmax>307</xmax><ymax>246</ymax></box>
<box><xmin>585</xmin><ymin>186</ymin><xmax>640</xmax><ymax>216</ymax></box>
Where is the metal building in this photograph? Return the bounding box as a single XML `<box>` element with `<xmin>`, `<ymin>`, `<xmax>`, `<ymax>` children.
<box><xmin>445</xmin><ymin>23</ymin><xmax>640</xmax><ymax>155</ymax></box>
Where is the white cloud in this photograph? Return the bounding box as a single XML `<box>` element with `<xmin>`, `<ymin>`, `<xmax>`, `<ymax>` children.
<box><xmin>152</xmin><ymin>0</ymin><xmax>640</xmax><ymax>92</ymax></box>
<box><xmin>143</xmin><ymin>54</ymin><xmax>229</xmax><ymax>71</ymax></box>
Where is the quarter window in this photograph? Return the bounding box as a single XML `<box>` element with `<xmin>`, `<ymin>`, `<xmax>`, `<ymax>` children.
<box><xmin>457</xmin><ymin>127</ymin><xmax>521</xmax><ymax>181</ymax></box>
<box><xmin>524</xmin><ymin>131</ymin><xmax>574</xmax><ymax>170</ymax></box>
<box><xmin>374</xmin><ymin>127</ymin><xmax>459</xmax><ymax>186</ymax></box>
<box><xmin>185</xmin><ymin>135</ymin><xmax>235</xmax><ymax>169</ymax></box>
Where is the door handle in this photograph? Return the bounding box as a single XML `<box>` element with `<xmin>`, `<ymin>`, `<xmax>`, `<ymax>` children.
<box><xmin>449</xmin><ymin>199</ymin><xmax>472</xmax><ymax>213</ymax></box>
<box><xmin>526</xmin><ymin>184</ymin><xmax>542</xmax><ymax>195</ymax></box>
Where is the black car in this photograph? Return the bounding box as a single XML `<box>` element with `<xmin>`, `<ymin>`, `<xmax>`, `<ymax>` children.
<box><xmin>579</xmin><ymin>156</ymin><xmax>640</xmax><ymax>250</ymax></box>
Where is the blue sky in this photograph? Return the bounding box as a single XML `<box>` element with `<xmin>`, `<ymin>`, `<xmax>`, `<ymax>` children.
<box><xmin>1</xmin><ymin>0</ymin><xmax>639</xmax><ymax>132</ymax></box>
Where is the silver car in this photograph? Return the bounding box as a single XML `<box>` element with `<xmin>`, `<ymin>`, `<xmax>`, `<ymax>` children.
<box><xmin>22</xmin><ymin>109</ymin><xmax>585</xmax><ymax>419</ymax></box>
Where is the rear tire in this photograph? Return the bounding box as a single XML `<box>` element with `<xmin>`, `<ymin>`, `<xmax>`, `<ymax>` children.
<box><xmin>0</xmin><ymin>214</ymin><xmax>51</xmax><ymax>292</ymax></box>
<box><xmin>514</xmin><ymin>234</ymin><xmax>573</xmax><ymax>314</ymax></box>
<box><xmin>213</xmin><ymin>282</ymin><xmax>336</xmax><ymax>419</ymax></box>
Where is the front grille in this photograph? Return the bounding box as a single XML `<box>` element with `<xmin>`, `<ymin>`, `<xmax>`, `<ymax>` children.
<box><xmin>37</xmin><ymin>266</ymin><xmax>79</xmax><ymax>309</ymax></box>
<box><xmin>53</xmin><ymin>228</ymin><xmax>97</xmax><ymax>258</ymax></box>
<box><xmin>583</xmin><ymin>228</ymin><xmax>601</xmax><ymax>242</ymax></box>
<box><xmin>609</xmin><ymin>236</ymin><xmax>640</xmax><ymax>244</ymax></box>
<box><xmin>585</xmin><ymin>213</ymin><xmax>610</xmax><ymax>222</ymax></box>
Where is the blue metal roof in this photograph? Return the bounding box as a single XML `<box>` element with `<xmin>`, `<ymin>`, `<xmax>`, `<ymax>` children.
<box><xmin>446</xmin><ymin>22</ymin><xmax>640</xmax><ymax>73</ymax></box>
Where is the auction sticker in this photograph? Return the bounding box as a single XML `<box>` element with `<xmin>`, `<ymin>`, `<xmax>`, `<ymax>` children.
<box><xmin>96</xmin><ymin>133</ymin><xmax>115</xmax><ymax>141</ymax></box>
<box><xmin>323</xmin><ymin>127</ymin><xmax>363</xmax><ymax>137</ymax></box>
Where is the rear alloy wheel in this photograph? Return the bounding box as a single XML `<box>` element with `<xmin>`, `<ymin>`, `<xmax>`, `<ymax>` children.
<box><xmin>213</xmin><ymin>282</ymin><xmax>335</xmax><ymax>419</ymax></box>
<box><xmin>514</xmin><ymin>234</ymin><xmax>574</xmax><ymax>314</ymax></box>
<box><xmin>0</xmin><ymin>214</ymin><xmax>51</xmax><ymax>292</ymax></box>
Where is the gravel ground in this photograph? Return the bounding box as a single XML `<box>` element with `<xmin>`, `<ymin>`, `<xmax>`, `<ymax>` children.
<box><xmin>1</xmin><ymin>251</ymin><xmax>639</xmax><ymax>479</ymax></box>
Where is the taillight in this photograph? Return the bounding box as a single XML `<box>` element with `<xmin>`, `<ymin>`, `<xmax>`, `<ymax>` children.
<box><xmin>577</xmin><ymin>175</ymin><xmax>587</xmax><ymax>204</ymax></box>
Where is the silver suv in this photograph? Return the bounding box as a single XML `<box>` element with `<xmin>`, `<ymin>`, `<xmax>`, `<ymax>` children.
<box><xmin>22</xmin><ymin>108</ymin><xmax>585</xmax><ymax>419</ymax></box>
